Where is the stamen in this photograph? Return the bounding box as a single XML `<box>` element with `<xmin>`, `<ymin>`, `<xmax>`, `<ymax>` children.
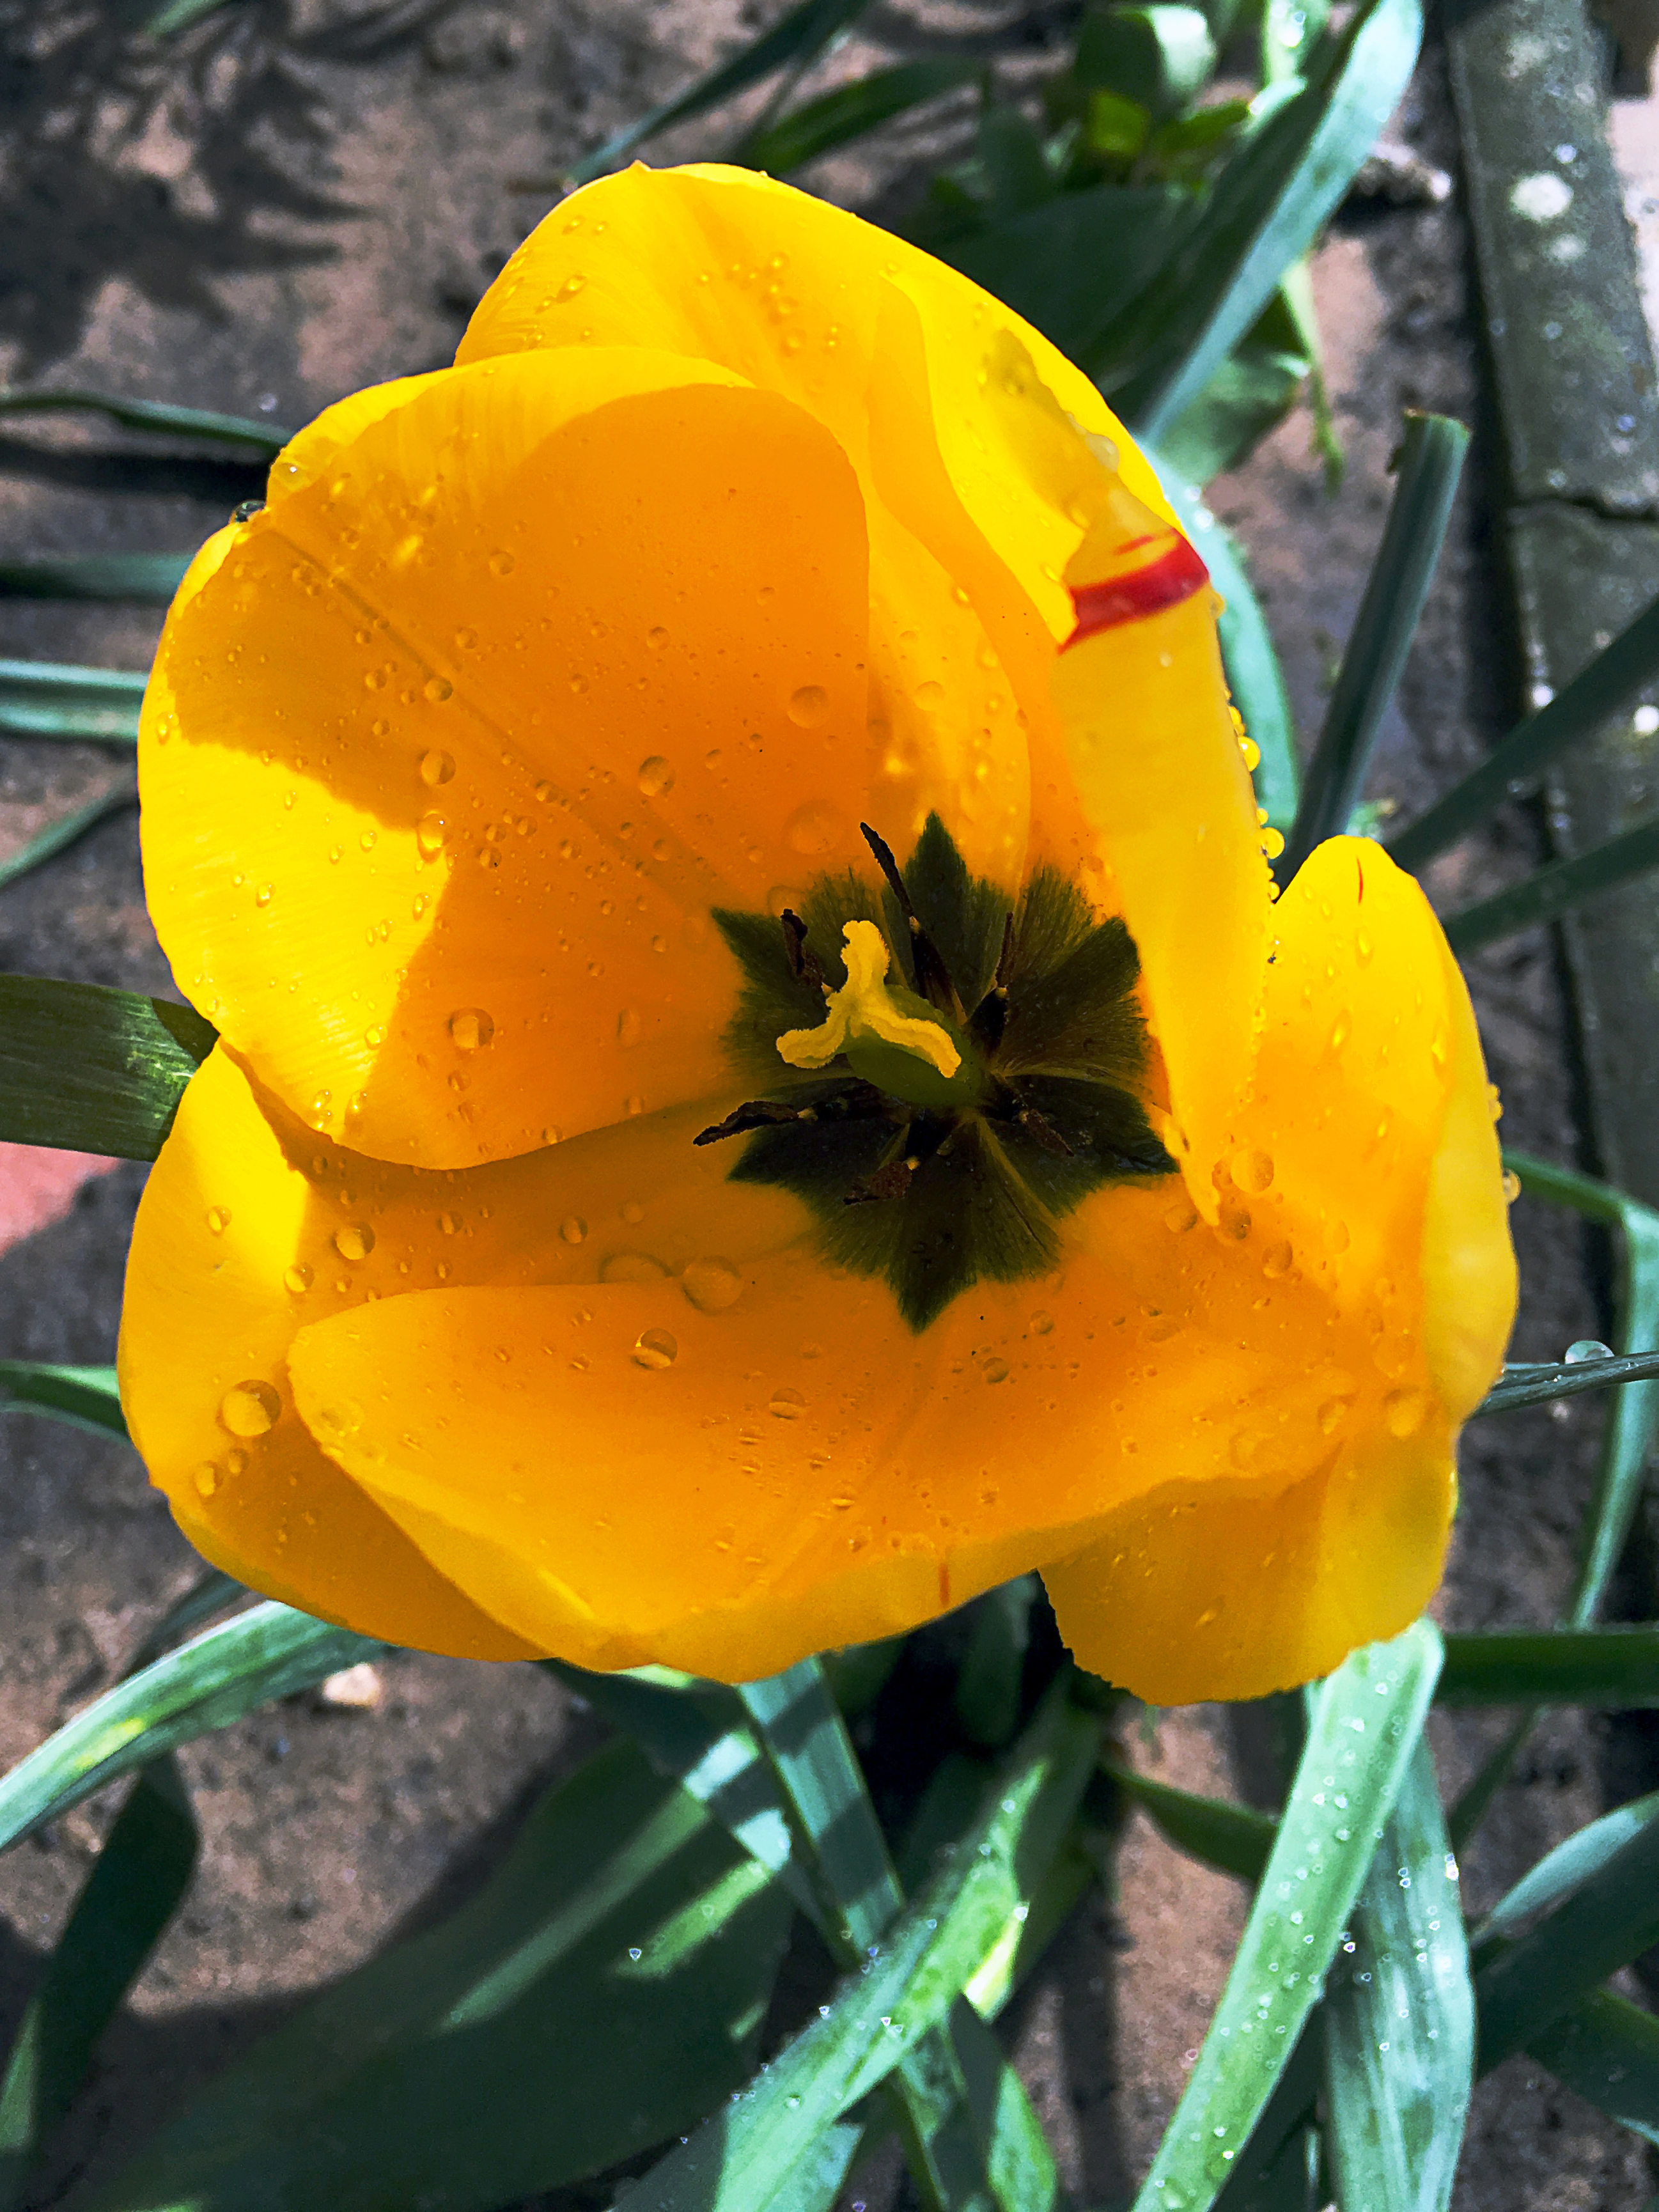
<box><xmin>779</xmin><ymin>908</ymin><xmax>823</xmax><ymax>990</ymax></box>
<box><xmin>858</xmin><ymin>822</ymin><xmax>963</xmax><ymax>1018</ymax></box>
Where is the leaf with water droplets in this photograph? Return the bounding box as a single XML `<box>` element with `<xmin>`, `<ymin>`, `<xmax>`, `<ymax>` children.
<box><xmin>1132</xmin><ymin>1619</ymin><xmax>1442</xmax><ymax>2212</ymax></box>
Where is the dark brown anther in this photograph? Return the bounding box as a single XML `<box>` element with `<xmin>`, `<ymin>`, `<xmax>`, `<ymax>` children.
<box><xmin>694</xmin><ymin>1098</ymin><xmax>815</xmax><ymax>1146</ymax></box>
<box><xmin>779</xmin><ymin>908</ymin><xmax>823</xmax><ymax>990</ymax></box>
<box><xmin>845</xmin><ymin>1156</ymin><xmax>918</xmax><ymax>1204</ymax></box>
<box><xmin>858</xmin><ymin>822</ymin><xmax>963</xmax><ymax>1019</ymax></box>
<box><xmin>1015</xmin><ymin>1106</ymin><xmax>1075</xmax><ymax>1159</ymax></box>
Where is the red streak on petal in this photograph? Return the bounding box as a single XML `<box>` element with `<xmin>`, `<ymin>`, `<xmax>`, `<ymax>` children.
<box><xmin>1063</xmin><ymin>536</ymin><xmax>1210</xmax><ymax>651</ymax></box>
<box><xmin>0</xmin><ymin>1143</ymin><xmax>118</xmax><ymax>1257</ymax></box>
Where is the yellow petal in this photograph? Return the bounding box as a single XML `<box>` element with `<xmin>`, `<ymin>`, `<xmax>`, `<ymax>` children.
<box><xmin>142</xmin><ymin>349</ymin><xmax>884</xmax><ymax>1167</ymax></box>
<box><xmin>118</xmin><ymin>1043</ymin><xmax>807</xmax><ymax>1653</ymax></box>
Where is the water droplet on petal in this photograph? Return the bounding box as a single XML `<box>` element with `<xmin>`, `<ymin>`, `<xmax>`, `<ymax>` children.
<box><xmin>219</xmin><ymin>1380</ymin><xmax>279</xmax><ymax>1437</ymax></box>
<box><xmin>284</xmin><ymin>1263</ymin><xmax>313</xmax><ymax>1294</ymax></box>
<box><xmin>683</xmin><ymin>1256</ymin><xmax>742</xmax><ymax>1312</ymax></box>
<box><xmin>334</xmin><ymin>1223</ymin><xmax>375</xmax><ymax>1262</ymax></box>
<box><xmin>634</xmin><ymin>1328</ymin><xmax>678</xmax><ymax>1370</ymax></box>
<box><xmin>417</xmin><ymin>811</ymin><xmax>448</xmax><ymax>857</ymax></box>
<box><xmin>489</xmin><ymin>549</ymin><xmax>516</xmax><ymax>577</ymax></box>
<box><xmin>788</xmin><ymin>684</ymin><xmax>829</xmax><ymax>728</ymax></box>
<box><xmin>602</xmin><ymin>1252</ymin><xmax>670</xmax><ymax>1282</ymax></box>
<box><xmin>637</xmin><ymin>755</ymin><xmax>674</xmax><ymax>798</ymax></box>
<box><xmin>1232</xmin><ymin>1148</ymin><xmax>1275</xmax><ymax>1193</ymax></box>
<box><xmin>420</xmin><ymin>749</ymin><xmax>456</xmax><ymax>786</ymax></box>
<box><xmin>616</xmin><ymin>1006</ymin><xmax>641</xmax><ymax>1046</ymax></box>
<box><xmin>449</xmin><ymin>1008</ymin><xmax>494</xmax><ymax>1051</ymax></box>
<box><xmin>770</xmin><ymin>1387</ymin><xmax>807</xmax><ymax>1419</ymax></box>
<box><xmin>206</xmin><ymin>1206</ymin><xmax>231</xmax><ymax>1235</ymax></box>
<box><xmin>561</xmin><ymin>1215</ymin><xmax>588</xmax><ymax>1245</ymax></box>
<box><xmin>1262</xmin><ymin>1240</ymin><xmax>1293</xmax><ymax>1279</ymax></box>
<box><xmin>423</xmin><ymin>676</ymin><xmax>453</xmax><ymax>705</ymax></box>
<box><xmin>1383</xmin><ymin>1387</ymin><xmax>1426</xmax><ymax>1438</ymax></box>
<box><xmin>313</xmin><ymin>1399</ymin><xmax>364</xmax><ymax>1440</ymax></box>
<box><xmin>1029</xmin><ymin>1310</ymin><xmax>1054</xmax><ymax>1336</ymax></box>
<box><xmin>786</xmin><ymin>802</ymin><xmax>840</xmax><ymax>855</ymax></box>
<box><xmin>194</xmin><ymin>1460</ymin><xmax>221</xmax><ymax>1497</ymax></box>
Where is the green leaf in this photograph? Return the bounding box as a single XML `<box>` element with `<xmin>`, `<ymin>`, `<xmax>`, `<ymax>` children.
<box><xmin>742</xmin><ymin>59</ymin><xmax>981</xmax><ymax>173</ymax></box>
<box><xmin>0</xmin><ymin>389</ymin><xmax>289</xmax><ymax>453</ymax></box>
<box><xmin>0</xmin><ymin>1362</ymin><xmax>126</xmax><ymax>1441</ymax></box>
<box><xmin>1389</xmin><ymin>589</ymin><xmax>1659</xmax><ymax>870</ymax></box>
<box><xmin>1477</xmin><ymin>1790</ymin><xmax>1659</xmax><ymax>1951</ymax></box>
<box><xmin>1074</xmin><ymin>3</ymin><xmax>1217</xmax><ymax>116</ymax></box>
<box><xmin>1158</xmin><ymin>476</ymin><xmax>1301</xmax><ymax>832</ymax></box>
<box><xmin>0</xmin><ymin>784</ymin><xmax>136</xmax><ymax>894</ymax></box>
<box><xmin>0</xmin><ymin>1761</ymin><xmax>198</xmax><ymax>2212</ymax></box>
<box><xmin>563</xmin><ymin>0</ymin><xmax>873</xmax><ymax>186</ymax></box>
<box><xmin>0</xmin><ymin>660</ymin><xmax>145</xmax><ymax>745</ymax></box>
<box><xmin>738</xmin><ymin>1659</ymin><xmax>1063</xmax><ymax>2212</ymax></box>
<box><xmin>938</xmin><ymin>184</ymin><xmax>1195</xmax><ymax>379</ymax></box>
<box><xmin>1442</xmin><ymin>811</ymin><xmax>1659</xmax><ymax>954</ymax></box>
<box><xmin>1154</xmin><ymin>323</ymin><xmax>1309</xmax><ymax>487</ymax></box>
<box><xmin>636</xmin><ymin>1685</ymin><xmax>1098</xmax><ymax>2212</ymax></box>
<box><xmin>69</xmin><ymin>1743</ymin><xmax>791</xmax><ymax>2212</ymax></box>
<box><xmin>1438</xmin><ymin>1626</ymin><xmax>1659</xmax><ymax>1708</ymax></box>
<box><xmin>0</xmin><ymin>974</ymin><xmax>214</xmax><ymax>1160</ymax></box>
<box><xmin>954</xmin><ymin>1577</ymin><xmax>1038</xmax><ymax>1750</ymax></box>
<box><xmin>0</xmin><ymin>554</ymin><xmax>193</xmax><ymax>602</ymax></box>
<box><xmin>1524</xmin><ymin>1988</ymin><xmax>1659</xmax><ymax>2147</ymax></box>
<box><xmin>1262</xmin><ymin>0</ymin><xmax>1330</xmax><ymax>80</ymax></box>
<box><xmin>1279</xmin><ymin>412</ymin><xmax>1468</xmax><ymax>880</ymax></box>
<box><xmin>977</xmin><ymin>107</ymin><xmax>1060</xmax><ymax>217</ymax></box>
<box><xmin>0</xmin><ymin>1602</ymin><xmax>378</xmax><ymax>1853</ymax></box>
<box><xmin>1086</xmin><ymin>89</ymin><xmax>1153</xmax><ymax>161</ymax></box>
<box><xmin>1476</xmin><ymin>1344</ymin><xmax>1659</xmax><ymax>1417</ymax></box>
<box><xmin>1102</xmin><ymin>1760</ymin><xmax>1275</xmax><ymax>1881</ymax></box>
<box><xmin>1110</xmin><ymin>0</ymin><xmax>1422</xmax><ymax>439</ymax></box>
<box><xmin>1475</xmin><ymin>1791</ymin><xmax>1659</xmax><ymax>2070</ymax></box>
<box><xmin>1322</xmin><ymin>1738</ymin><xmax>1472</xmax><ymax>2212</ymax></box>
<box><xmin>1129</xmin><ymin>1620</ymin><xmax>1442</xmax><ymax>2212</ymax></box>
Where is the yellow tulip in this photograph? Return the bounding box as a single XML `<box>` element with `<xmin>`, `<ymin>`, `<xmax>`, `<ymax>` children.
<box><xmin>118</xmin><ymin>162</ymin><xmax>1516</xmax><ymax>1701</ymax></box>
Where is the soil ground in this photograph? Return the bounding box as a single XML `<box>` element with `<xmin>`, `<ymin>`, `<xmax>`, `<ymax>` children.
<box><xmin>1</xmin><ymin>3</ymin><xmax>1656</xmax><ymax>2205</ymax></box>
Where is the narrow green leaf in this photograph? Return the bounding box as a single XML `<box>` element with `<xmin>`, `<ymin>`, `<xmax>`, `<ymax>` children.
<box><xmin>69</xmin><ymin>1744</ymin><xmax>791</xmax><ymax>2212</ymax></box>
<box><xmin>0</xmin><ymin>1602</ymin><xmax>378</xmax><ymax>1853</ymax></box>
<box><xmin>0</xmin><ymin>554</ymin><xmax>193</xmax><ymax>602</ymax></box>
<box><xmin>1477</xmin><ymin>1790</ymin><xmax>1659</xmax><ymax>1951</ymax></box>
<box><xmin>563</xmin><ymin>0</ymin><xmax>873</xmax><ymax>186</ymax></box>
<box><xmin>637</xmin><ymin>1687</ymin><xmax>1098</xmax><ymax>2212</ymax></box>
<box><xmin>1442</xmin><ymin>813</ymin><xmax>1659</xmax><ymax>954</ymax></box>
<box><xmin>0</xmin><ymin>974</ymin><xmax>214</xmax><ymax>1160</ymax></box>
<box><xmin>954</xmin><ymin>1577</ymin><xmax>1037</xmax><ymax>1750</ymax></box>
<box><xmin>0</xmin><ymin>1362</ymin><xmax>125</xmax><ymax>1441</ymax></box>
<box><xmin>1389</xmin><ymin>591</ymin><xmax>1659</xmax><ymax>870</ymax></box>
<box><xmin>0</xmin><ymin>389</ymin><xmax>290</xmax><ymax>453</ymax></box>
<box><xmin>141</xmin><ymin>0</ymin><xmax>234</xmax><ymax>38</ymax></box>
<box><xmin>742</xmin><ymin>58</ymin><xmax>981</xmax><ymax>173</ymax></box>
<box><xmin>1130</xmin><ymin>1620</ymin><xmax>1442</xmax><ymax>2212</ymax></box>
<box><xmin>1322</xmin><ymin>1737</ymin><xmax>1472</xmax><ymax>2212</ymax></box>
<box><xmin>1476</xmin><ymin>1796</ymin><xmax>1659</xmax><ymax>2069</ymax></box>
<box><xmin>1154</xmin><ymin>327</ymin><xmax>1309</xmax><ymax>488</ymax></box>
<box><xmin>1524</xmin><ymin>1988</ymin><xmax>1659</xmax><ymax>2147</ymax></box>
<box><xmin>1208</xmin><ymin>2033</ymin><xmax>1323</xmax><ymax>2212</ymax></box>
<box><xmin>1074</xmin><ymin>3</ymin><xmax>1217</xmax><ymax>117</ymax></box>
<box><xmin>1279</xmin><ymin>412</ymin><xmax>1468</xmax><ymax>880</ymax></box>
<box><xmin>0</xmin><ymin>784</ymin><xmax>136</xmax><ymax>894</ymax></box>
<box><xmin>1158</xmin><ymin>476</ymin><xmax>1301</xmax><ymax>834</ymax></box>
<box><xmin>1112</xmin><ymin>0</ymin><xmax>1422</xmax><ymax>437</ymax></box>
<box><xmin>1438</xmin><ymin>1626</ymin><xmax>1659</xmax><ymax>1708</ymax></box>
<box><xmin>0</xmin><ymin>1760</ymin><xmax>198</xmax><ymax>2212</ymax></box>
<box><xmin>1476</xmin><ymin>1344</ymin><xmax>1659</xmax><ymax>1416</ymax></box>
<box><xmin>123</xmin><ymin>1570</ymin><xmax>248</xmax><ymax>1677</ymax></box>
<box><xmin>1102</xmin><ymin>1761</ymin><xmax>1275</xmax><ymax>1881</ymax></box>
<box><xmin>0</xmin><ymin>660</ymin><xmax>145</xmax><ymax>745</ymax></box>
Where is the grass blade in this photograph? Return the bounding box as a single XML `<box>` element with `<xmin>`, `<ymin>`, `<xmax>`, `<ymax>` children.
<box><xmin>1389</xmin><ymin>591</ymin><xmax>1659</xmax><ymax>870</ymax></box>
<box><xmin>563</xmin><ymin>0</ymin><xmax>873</xmax><ymax>187</ymax></box>
<box><xmin>0</xmin><ymin>974</ymin><xmax>214</xmax><ymax>1160</ymax></box>
<box><xmin>0</xmin><ymin>1760</ymin><xmax>198</xmax><ymax>2212</ymax></box>
<box><xmin>636</xmin><ymin>1687</ymin><xmax>1098</xmax><ymax>2212</ymax></box>
<box><xmin>1111</xmin><ymin>0</ymin><xmax>1422</xmax><ymax>439</ymax></box>
<box><xmin>0</xmin><ymin>1602</ymin><xmax>378</xmax><ymax>1853</ymax></box>
<box><xmin>1322</xmin><ymin>1737</ymin><xmax>1472</xmax><ymax>2212</ymax></box>
<box><xmin>1476</xmin><ymin>1790</ymin><xmax>1659</xmax><ymax>1951</ymax></box>
<box><xmin>0</xmin><ymin>661</ymin><xmax>144</xmax><ymax>745</ymax></box>
<box><xmin>1279</xmin><ymin>412</ymin><xmax>1468</xmax><ymax>880</ymax></box>
<box><xmin>1102</xmin><ymin>1761</ymin><xmax>1275</xmax><ymax>1881</ymax></box>
<box><xmin>1131</xmin><ymin>1620</ymin><xmax>1442</xmax><ymax>2212</ymax></box>
<box><xmin>1524</xmin><ymin>1988</ymin><xmax>1659</xmax><ymax>2146</ymax></box>
<box><xmin>1476</xmin><ymin>1345</ymin><xmax>1659</xmax><ymax>1416</ymax></box>
<box><xmin>1437</xmin><ymin>1626</ymin><xmax>1659</xmax><ymax>1708</ymax></box>
<box><xmin>1475</xmin><ymin>1799</ymin><xmax>1659</xmax><ymax>2069</ymax></box>
<box><xmin>1442</xmin><ymin>813</ymin><xmax>1659</xmax><ymax>954</ymax></box>
<box><xmin>0</xmin><ymin>1362</ymin><xmax>125</xmax><ymax>1440</ymax></box>
<box><xmin>1158</xmin><ymin>475</ymin><xmax>1301</xmax><ymax>834</ymax></box>
<box><xmin>0</xmin><ymin>389</ymin><xmax>290</xmax><ymax>453</ymax></box>
<box><xmin>0</xmin><ymin>555</ymin><xmax>194</xmax><ymax>602</ymax></box>
<box><xmin>0</xmin><ymin>784</ymin><xmax>136</xmax><ymax>894</ymax></box>
<box><xmin>740</xmin><ymin>58</ymin><xmax>981</xmax><ymax>173</ymax></box>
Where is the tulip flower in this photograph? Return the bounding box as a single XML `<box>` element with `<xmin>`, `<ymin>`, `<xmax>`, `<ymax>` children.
<box><xmin>119</xmin><ymin>162</ymin><xmax>1515</xmax><ymax>1702</ymax></box>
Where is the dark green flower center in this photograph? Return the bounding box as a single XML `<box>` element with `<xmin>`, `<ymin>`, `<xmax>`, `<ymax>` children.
<box><xmin>700</xmin><ymin>814</ymin><xmax>1175</xmax><ymax>1330</ymax></box>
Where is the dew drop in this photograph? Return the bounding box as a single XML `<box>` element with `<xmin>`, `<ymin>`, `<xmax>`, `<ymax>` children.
<box><xmin>1565</xmin><ymin>1338</ymin><xmax>1616</xmax><ymax>1363</ymax></box>
<box><xmin>417</xmin><ymin>811</ymin><xmax>448</xmax><ymax>857</ymax></box>
<box><xmin>913</xmin><ymin>678</ymin><xmax>944</xmax><ymax>712</ymax></box>
<box><xmin>1029</xmin><ymin>1310</ymin><xmax>1054</xmax><ymax>1336</ymax></box>
<box><xmin>1502</xmin><ymin>1168</ymin><xmax>1522</xmax><ymax>1203</ymax></box>
<box><xmin>206</xmin><ymin>1206</ymin><xmax>232</xmax><ymax>1235</ymax></box>
<box><xmin>634</xmin><ymin>1328</ymin><xmax>678</xmax><ymax>1370</ymax></box>
<box><xmin>437</xmin><ymin>1211</ymin><xmax>458</xmax><ymax>1235</ymax></box>
<box><xmin>1319</xmin><ymin>1397</ymin><xmax>1351</xmax><ymax>1435</ymax></box>
<box><xmin>284</xmin><ymin>1262</ymin><xmax>313</xmax><ymax>1295</ymax></box>
<box><xmin>637</xmin><ymin>755</ymin><xmax>675</xmax><ymax>798</ymax></box>
<box><xmin>786</xmin><ymin>801</ymin><xmax>839</xmax><ymax>855</ymax></box>
<box><xmin>420</xmin><ymin>748</ymin><xmax>456</xmax><ymax>787</ymax></box>
<box><xmin>683</xmin><ymin>1256</ymin><xmax>742</xmax><ymax>1312</ymax></box>
<box><xmin>788</xmin><ymin>683</ymin><xmax>829</xmax><ymax>727</ymax></box>
<box><xmin>255</xmin><ymin>884</ymin><xmax>274</xmax><ymax>908</ymax></box>
<box><xmin>616</xmin><ymin>1006</ymin><xmax>641</xmax><ymax>1047</ymax></box>
<box><xmin>449</xmin><ymin>1008</ymin><xmax>495</xmax><ymax>1051</ymax></box>
<box><xmin>219</xmin><ymin>1380</ymin><xmax>279</xmax><ymax>1437</ymax></box>
<box><xmin>423</xmin><ymin>676</ymin><xmax>453</xmax><ymax>705</ymax></box>
<box><xmin>489</xmin><ymin>549</ymin><xmax>516</xmax><ymax>577</ymax></box>
<box><xmin>561</xmin><ymin>1215</ymin><xmax>588</xmax><ymax>1245</ymax></box>
<box><xmin>1383</xmin><ymin>1387</ymin><xmax>1427</xmax><ymax>1439</ymax></box>
<box><xmin>983</xmin><ymin>1357</ymin><xmax>1010</xmax><ymax>1385</ymax></box>
<box><xmin>1232</xmin><ymin>1148</ymin><xmax>1275</xmax><ymax>1193</ymax></box>
<box><xmin>646</xmin><ymin>625</ymin><xmax>669</xmax><ymax>651</ymax></box>
<box><xmin>1262</xmin><ymin>1240</ymin><xmax>1293</xmax><ymax>1279</ymax></box>
<box><xmin>1164</xmin><ymin>1198</ymin><xmax>1198</xmax><ymax>1234</ymax></box>
<box><xmin>557</xmin><ymin>272</ymin><xmax>587</xmax><ymax>299</ymax></box>
<box><xmin>769</xmin><ymin>1387</ymin><xmax>807</xmax><ymax>1419</ymax></box>
<box><xmin>1328</xmin><ymin>1011</ymin><xmax>1351</xmax><ymax>1054</ymax></box>
<box><xmin>194</xmin><ymin>1460</ymin><xmax>221</xmax><ymax>1498</ymax></box>
<box><xmin>313</xmin><ymin>1399</ymin><xmax>364</xmax><ymax>1440</ymax></box>
<box><xmin>334</xmin><ymin>1223</ymin><xmax>375</xmax><ymax>1262</ymax></box>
